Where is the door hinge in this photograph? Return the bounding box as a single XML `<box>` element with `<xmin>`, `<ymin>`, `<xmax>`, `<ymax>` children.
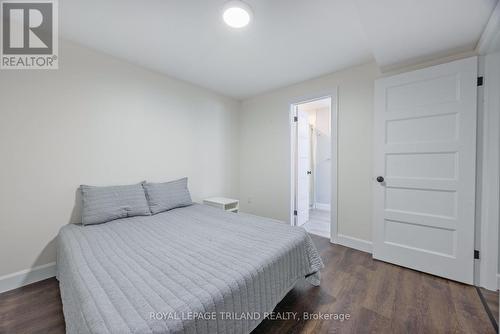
<box><xmin>474</xmin><ymin>250</ymin><xmax>480</xmax><ymax>259</ymax></box>
<box><xmin>293</xmin><ymin>210</ymin><xmax>297</xmax><ymax>216</ymax></box>
<box><xmin>477</xmin><ymin>76</ymin><xmax>484</xmax><ymax>86</ymax></box>
<box><xmin>293</xmin><ymin>116</ymin><xmax>298</xmax><ymax>122</ymax></box>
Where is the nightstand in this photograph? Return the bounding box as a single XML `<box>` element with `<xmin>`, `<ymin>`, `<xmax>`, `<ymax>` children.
<box><xmin>203</xmin><ymin>197</ymin><xmax>239</xmax><ymax>213</ymax></box>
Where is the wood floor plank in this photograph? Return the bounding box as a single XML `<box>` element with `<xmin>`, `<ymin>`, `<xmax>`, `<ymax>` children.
<box><xmin>0</xmin><ymin>277</ymin><xmax>65</xmax><ymax>334</ymax></box>
<box><xmin>0</xmin><ymin>234</ymin><xmax>496</xmax><ymax>334</ymax></box>
<box><xmin>449</xmin><ymin>281</ymin><xmax>496</xmax><ymax>334</ymax></box>
<box><xmin>480</xmin><ymin>287</ymin><xmax>499</xmax><ymax>327</ymax></box>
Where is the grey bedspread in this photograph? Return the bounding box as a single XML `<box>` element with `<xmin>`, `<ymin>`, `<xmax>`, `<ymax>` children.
<box><xmin>57</xmin><ymin>204</ymin><xmax>324</xmax><ymax>334</ymax></box>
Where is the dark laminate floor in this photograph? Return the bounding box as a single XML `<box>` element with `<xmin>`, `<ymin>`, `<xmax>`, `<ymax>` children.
<box><xmin>0</xmin><ymin>278</ymin><xmax>65</xmax><ymax>334</ymax></box>
<box><xmin>0</xmin><ymin>235</ymin><xmax>497</xmax><ymax>334</ymax></box>
<box><xmin>480</xmin><ymin>287</ymin><xmax>499</xmax><ymax>329</ymax></box>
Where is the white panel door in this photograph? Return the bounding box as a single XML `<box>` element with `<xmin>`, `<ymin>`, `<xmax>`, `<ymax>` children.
<box><xmin>297</xmin><ymin>110</ymin><xmax>310</xmax><ymax>226</ymax></box>
<box><xmin>373</xmin><ymin>57</ymin><xmax>477</xmax><ymax>284</ymax></box>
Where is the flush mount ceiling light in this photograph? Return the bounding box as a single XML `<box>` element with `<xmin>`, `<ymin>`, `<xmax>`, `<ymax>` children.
<box><xmin>222</xmin><ymin>1</ymin><xmax>253</xmax><ymax>28</ymax></box>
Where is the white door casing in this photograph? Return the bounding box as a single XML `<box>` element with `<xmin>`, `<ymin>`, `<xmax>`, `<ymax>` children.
<box><xmin>373</xmin><ymin>57</ymin><xmax>478</xmax><ymax>284</ymax></box>
<box><xmin>296</xmin><ymin>109</ymin><xmax>310</xmax><ymax>226</ymax></box>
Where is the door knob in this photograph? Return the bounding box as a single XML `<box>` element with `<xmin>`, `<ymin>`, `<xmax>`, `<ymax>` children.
<box><xmin>376</xmin><ymin>176</ymin><xmax>384</xmax><ymax>183</ymax></box>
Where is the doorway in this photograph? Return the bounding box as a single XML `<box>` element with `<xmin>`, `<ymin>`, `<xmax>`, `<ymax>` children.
<box><xmin>290</xmin><ymin>94</ymin><xmax>337</xmax><ymax>240</ymax></box>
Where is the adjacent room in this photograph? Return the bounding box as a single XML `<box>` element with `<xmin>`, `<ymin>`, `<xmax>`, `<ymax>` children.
<box><xmin>293</xmin><ymin>97</ymin><xmax>333</xmax><ymax>239</ymax></box>
<box><xmin>0</xmin><ymin>0</ymin><xmax>499</xmax><ymax>333</ymax></box>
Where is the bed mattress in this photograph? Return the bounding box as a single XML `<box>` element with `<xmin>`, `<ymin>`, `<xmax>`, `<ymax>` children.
<box><xmin>57</xmin><ymin>204</ymin><xmax>323</xmax><ymax>334</ymax></box>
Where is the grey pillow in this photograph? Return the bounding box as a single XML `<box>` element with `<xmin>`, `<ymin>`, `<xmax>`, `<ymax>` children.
<box><xmin>80</xmin><ymin>182</ymin><xmax>151</xmax><ymax>225</ymax></box>
<box><xmin>143</xmin><ymin>177</ymin><xmax>193</xmax><ymax>214</ymax></box>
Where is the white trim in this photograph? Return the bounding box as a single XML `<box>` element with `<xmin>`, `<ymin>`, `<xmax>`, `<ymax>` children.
<box><xmin>497</xmin><ymin>274</ymin><xmax>500</xmax><ymax>290</ymax></box>
<box><xmin>289</xmin><ymin>89</ymin><xmax>339</xmax><ymax>244</ymax></box>
<box><xmin>314</xmin><ymin>202</ymin><xmax>330</xmax><ymax>211</ymax></box>
<box><xmin>333</xmin><ymin>234</ymin><xmax>373</xmax><ymax>254</ymax></box>
<box><xmin>478</xmin><ymin>52</ymin><xmax>500</xmax><ymax>291</ymax></box>
<box><xmin>330</xmin><ymin>92</ymin><xmax>339</xmax><ymax>243</ymax></box>
<box><xmin>0</xmin><ymin>262</ymin><xmax>56</xmax><ymax>294</ymax></box>
<box><xmin>477</xmin><ymin>2</ymin><xmax>500</xmax><ymax>55</ymax></box>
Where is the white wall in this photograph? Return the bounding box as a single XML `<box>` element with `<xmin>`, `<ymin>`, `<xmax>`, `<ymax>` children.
<box><xmin>239</xmin><ymin>62</ymin><xmax>379</xmax><ymax>242</ymax></box>
<box><xmin>0</xmin><ymin>40</ymin><xmax>240</xmax><ymax>278</ymax></box>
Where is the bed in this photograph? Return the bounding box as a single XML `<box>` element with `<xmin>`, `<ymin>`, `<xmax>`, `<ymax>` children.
<box><xmin>57</xmin><ymin>204</ymin><xmax>324</xmax><ymax>334</ymax></box>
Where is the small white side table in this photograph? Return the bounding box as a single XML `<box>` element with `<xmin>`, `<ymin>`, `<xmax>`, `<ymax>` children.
<box><xmin>203</xmin><ymin>197</ymin><xmax>239</xmax><ymax>213</ymax></box>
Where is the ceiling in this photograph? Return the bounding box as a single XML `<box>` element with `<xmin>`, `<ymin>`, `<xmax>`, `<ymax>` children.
<box><xmin>60</xmin><ymin>0</ymin><xmax>497</xmax><ymax>99</ymax></box>
<box><xmin>355</xmin><ymin>0</ymin><xmax>497</xmax><ymax>70</ymax></box>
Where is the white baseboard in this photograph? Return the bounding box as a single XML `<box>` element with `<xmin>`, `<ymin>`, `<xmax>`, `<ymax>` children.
<box><xmin>0</xmin><ymin>262</ymin><xmax>56</xmax><ymax>294</ymax></box>
<box><xmin>333</xmin><ymin>234</ymin><xmax>373</xmax><ymax>254</ymax></box>
<box><xmin>314</xmin><ymin>203</ymin><xmax>330</xmax><ymax>211</ymax></box>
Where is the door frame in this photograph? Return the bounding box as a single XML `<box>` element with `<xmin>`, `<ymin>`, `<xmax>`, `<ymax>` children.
<box><xmin>289</xmin><ymin>89</ymin><xmax>338</xmax><ymax>243</ymax></box>
<box><xmin>477</xmin><ymin>5</ymin><xmax>500</xmax><ymax>290</ymax></box>
<box><xmin>477</xmin><ymin>53</ymin><xmax>500</xmax><ymax>290</ymax></box>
